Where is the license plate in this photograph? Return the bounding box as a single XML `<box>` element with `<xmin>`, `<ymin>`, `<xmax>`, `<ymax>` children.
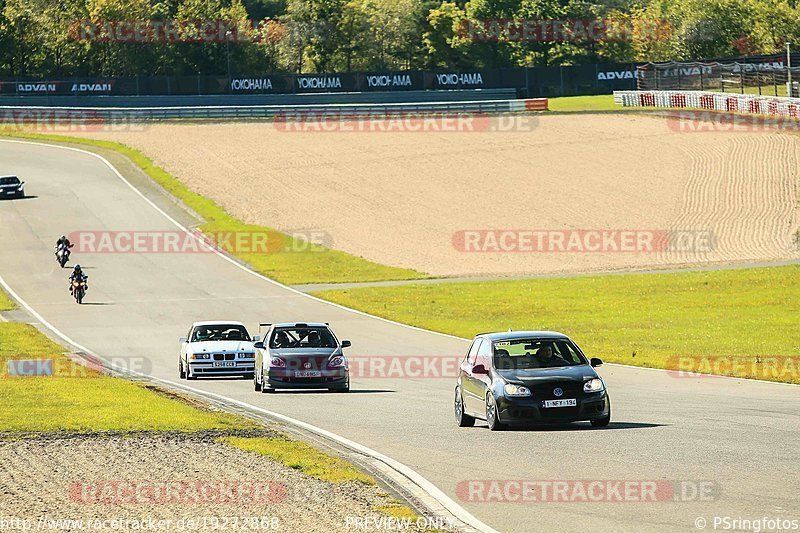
<box><xmin>543</xmin><ymin>399</ymin><xmax>577</xmax><ymax>408</ymax></box>
<box><xmin>213</xmin><ymin>361</ymin><xmax>235</xmax><ymax>368</ymax></box>
<box><xmin>294</xmin><ymin>370</ymin><xmax>321</xmax><ymax>378</ymax></box>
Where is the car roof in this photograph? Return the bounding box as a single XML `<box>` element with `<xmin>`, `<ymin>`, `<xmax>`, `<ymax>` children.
<box><xmin>0</xmin><ymin>175</ymin><xmax>19</xmax><ymax>180</ymax></box>
<box><xmin>192</xmin><ymin>320</ymin><xmax>247</xmax><ymax>327</ymax></box>
<box><xmin>475</xmin><ymin>330</ymin><xmax>571</xmax><ymax>341</ymax></box>
<box><xmin>271</xmin><ymin>322</ymin><xmax>330</xmax><ymax>328</ymax></box>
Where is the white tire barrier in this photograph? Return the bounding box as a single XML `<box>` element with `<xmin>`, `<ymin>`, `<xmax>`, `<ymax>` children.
<box><xmin>614</xmin><ymin>90</ymin><xmax>800</xmax><ymax>119</ymax></box>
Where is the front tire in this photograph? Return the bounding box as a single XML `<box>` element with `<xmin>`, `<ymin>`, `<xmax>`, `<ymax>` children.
<box><xmin>454</xmin><ymin>387</ymin><xmax>475</xmax><ymax>427</ymax></box>
<box><xmin>486</xmin><ymin>393</ymin><xmax>505</xmax><ymax>431</ymax></box>
<box><xmin>179</xmin><ymin>361</ymin><xmax>186</xmax><ymax>379</ymax></box>
<box><xmin>591</xmin><ymin>401</ymin><xmax>611</xmax><ymax>427</ymax></box>
<box><xmin>254</xmin><ymin>369</ymin><xmax>262</xmax><ymax>391</ymax></box>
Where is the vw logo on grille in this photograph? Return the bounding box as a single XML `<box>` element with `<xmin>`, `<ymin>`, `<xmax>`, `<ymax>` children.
<box><xmin>553</xmin><ymin>387</ymin><xmax>564</xmax><ymax>397</ymax></box>
<box><xmin>303</xmin><ymin>362</ymin><xmax>312</xmax><ymax>369</ymax></box>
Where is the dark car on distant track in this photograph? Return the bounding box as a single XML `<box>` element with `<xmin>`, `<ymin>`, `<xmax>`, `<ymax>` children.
<box><xmin>454</xmin><ymin>331</ymin><xmax>610</xmax><ymax>430</ymax></box>
<box><xmin>254</xmin><ymin>322</ymin><xmax>351</xmax><ymax>393</ymax></box>
<box><xmin>0</xmin><ymin>176</ymin><xmax>25</xmax><ymax>198</ymax></box>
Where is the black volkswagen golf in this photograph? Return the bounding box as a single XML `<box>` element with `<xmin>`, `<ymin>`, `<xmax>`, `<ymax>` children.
<box><xmin>454</xmin><ymin>331</ymin><xmax>610</xmax><ymax>430</ymax></box>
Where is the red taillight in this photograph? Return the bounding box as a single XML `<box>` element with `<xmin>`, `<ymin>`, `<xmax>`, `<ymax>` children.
<box><xmin>270</xmin><ymin>357</ymin><xmax>286</xmax><ymax>368</ymax></box>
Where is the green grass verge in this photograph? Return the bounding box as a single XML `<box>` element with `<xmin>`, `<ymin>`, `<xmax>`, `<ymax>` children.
<box><xmin>314</xmin><ymin>265</ymin><xmax>800</xmax><ymax>384</ymax></box>
<box><xmin>222</xmin><ymin>436</ymin><xmax>375</xmax><ymax>485</ymax></box>
<box><xmin>0</xmin><ymin>322</ymin><xmax>253</xmax><ymax>432</ymax></box>
<box><xmin>0</xmin><ymin>289</ymin><xmax>13</xmax><ymax>311</ymax></box>
<box><xmin>547</xmin><ymin>94</ymin><xmax>618</xmax><ymax>112</ymax></box>
<box><xmin>0</xmin><ymin>131</ymin><xmax>426</xmax><ymax>285</ymax></box>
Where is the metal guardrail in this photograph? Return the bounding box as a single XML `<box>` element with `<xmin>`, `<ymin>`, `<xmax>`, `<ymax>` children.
<box><xmin>613</xmin><ymin>90</ymin><xmax>800</xmax><ymax>119</ymax></box>
<box><xmin>0</xmin><ymin>98</ymin><xmax>548</xmax><ymax>122</ymax></box>
<box><xmin>0</xmin><ymin>89</ymin><xmax>520</xmax><ymax>107</ymax></box>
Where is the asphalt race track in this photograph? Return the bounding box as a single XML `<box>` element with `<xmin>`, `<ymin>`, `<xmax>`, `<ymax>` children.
<box><xmin>1</xmin><ymin>140</ymin><xmax>799</xmax><ymax>532</ymax></box>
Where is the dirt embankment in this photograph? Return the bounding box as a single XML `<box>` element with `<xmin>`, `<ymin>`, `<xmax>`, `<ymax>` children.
<box><xmin>74</xmin><ymin>114</ymin><xmax>800</xmax><ymax>277</ymax></box>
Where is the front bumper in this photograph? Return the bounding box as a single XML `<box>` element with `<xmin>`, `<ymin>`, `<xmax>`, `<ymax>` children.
<box><xmin>189</xmin><ymin>360</ymin><xmax>255</xmax><ymax>376</ymax></box>
<box><xmin>267</xmin><ymin>367</ymin><xmax>348</xmax><ymax>389</ymax></box>
<box><xmin>1</xmin><ymin>187</ymin><xmax>22</xmax><ymax>197</ymax></box>
<box><xmin>496</xmin><ymin>391</ymin><xmax>609</xmax><ymax>425</ymax></box>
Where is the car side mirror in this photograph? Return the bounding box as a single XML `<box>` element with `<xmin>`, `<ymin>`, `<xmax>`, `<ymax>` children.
<box><xmin>254</xmin><ymin>341</ymin><xmax>265</xmax><ymax>349</ymax></box>
<box><xmin>179</xmin><ymin>337</ymin><xmax>186</xmax><ymax>343</ymax></box>
<box><xmin>590</xmin><ymin>358</ymin><xmax>603</xmax><ymax>367</ymax></box>
<box><xmin>341</xmin><ymin>340</ymin><xmax>351</xmax><ymax>348</ymax></box>
<box><xmin>253</xmin><ymin>335</ymin><xmax>261</xmax><ymax>342</ymax></box>
<box><xmin>472</xmin><ymin>364</ymin><xmax>489</xmax><ymax>375</ymax></box>
<box><xmin>19</xmin><ymin>181</ymin><xmax>24</xmax><ymax>186</ymax></box>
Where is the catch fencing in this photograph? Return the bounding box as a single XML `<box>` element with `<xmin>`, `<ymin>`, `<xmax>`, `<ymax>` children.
<box><xmin>613</xmin><ymin>90</ymin><xmax>800</xmax><ymax>118</ymax></box>
<box><xmin>637</xmin><ymin>57</ymin><xmax>800</xmax><ymax>97</ymax></box>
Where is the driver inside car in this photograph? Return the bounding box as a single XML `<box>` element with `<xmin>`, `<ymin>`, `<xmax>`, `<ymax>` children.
<box><xmin>306</xmin><ymin>331</ymin><xmax>322</xmax><ymax>348</ymax></box>
<box><xmin>534</xmin><ymin>345</ymin><xmax>565</xmax><ymax>367</ymax></box>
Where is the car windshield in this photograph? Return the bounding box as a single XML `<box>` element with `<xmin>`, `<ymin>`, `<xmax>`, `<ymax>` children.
<box><xmin>191</xmin><ymin>325</ymin><xmax>251</xmax><ymax>342</ymax></box>
<box><xmin>0</xmin><ymin>177</ymin><xmax>19</xmax><ymax>185</ymax></box>
<box><xmin>270</xmin><ymin>327</ymin><xmax>336</xmax><ymax>349</ymax></box>
<box><xmin>493</xmin><ymin>338</ymin><xmax>587</xmax><ymax>369</ymax></box>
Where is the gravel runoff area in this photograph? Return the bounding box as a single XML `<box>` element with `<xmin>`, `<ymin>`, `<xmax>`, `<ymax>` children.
<box><xmin>0</xmin><ymin>433</ymin><xmax>429</xmax><ymax>532</ymax></box>
<box><xmin>72</xmin><ymin>113</ymin><xmax>800</xmax><ymax>277</ymax></box>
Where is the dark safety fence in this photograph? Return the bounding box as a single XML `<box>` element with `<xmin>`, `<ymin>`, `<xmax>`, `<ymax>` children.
<box><xmin>0</xmin><ymin>64</ymin><xmax>642</xmax><ymax>99</ymax></box>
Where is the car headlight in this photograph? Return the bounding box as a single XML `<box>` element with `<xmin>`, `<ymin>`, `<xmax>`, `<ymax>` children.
<box><xmin>503</xmin><ymin>383</ymin><xmax>531</xmax><ymax>397</ymax></box>
<box><xmin>270</xmin><ymin>357</ymin><xmax>286</xmax><ymax>368</ymax></box>
<box><xmin>238</xmin><ymin>352</ymin><xmax>253</xmax><ymax>359</ymax></box>
<box><xmin>328</xmin><ymin>356</ymin><xmax>345</xmax><ymax>368</ymax></box>
<box><xmin>584</xmin><ymin>378</ymin><xmax>605</xmax><ymax>392</ymax></box>
<box><xmin>190</xmin><ymin>353</ymin><xmax>210</xmax><ymax>360</ymax></box>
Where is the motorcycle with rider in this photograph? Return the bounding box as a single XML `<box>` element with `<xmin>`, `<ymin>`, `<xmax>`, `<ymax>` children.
<box><xmin>55</xmin><ymin>235</ymin><xmax>73</xmax><ymax>268</ymax></box>
<box><xmin>69</xmin><ymin>264</ymin><xmax>88</xmax><ymax>304</ymax></box>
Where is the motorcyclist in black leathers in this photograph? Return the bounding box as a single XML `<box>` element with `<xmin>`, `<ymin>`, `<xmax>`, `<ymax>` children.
<box><xmin>69</xmin><ymin>264</ymin><xmax>88</xmax><ymax>294</ymax></box>
<box><xmin>55</xmin><ymin>235</ymin><xmax>73</xmax><ymax>261</ymax></box>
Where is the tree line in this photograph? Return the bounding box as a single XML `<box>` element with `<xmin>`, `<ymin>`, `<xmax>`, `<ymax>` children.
<box><xmin>0</xmin><ymin>0</ymin><xmax>797</xmax><ymax>77</ymax></box>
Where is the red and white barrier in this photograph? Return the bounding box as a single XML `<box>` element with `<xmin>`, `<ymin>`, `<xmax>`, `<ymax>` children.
<box><xmin>614</xmin><ymin>90</ymin><xmax>800</xmax><ymax>119</ymax></box>
<box><xmin>509</xmin><ymin>98</ymin><xmax>549</xmax><ymax>111</ymax></box>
